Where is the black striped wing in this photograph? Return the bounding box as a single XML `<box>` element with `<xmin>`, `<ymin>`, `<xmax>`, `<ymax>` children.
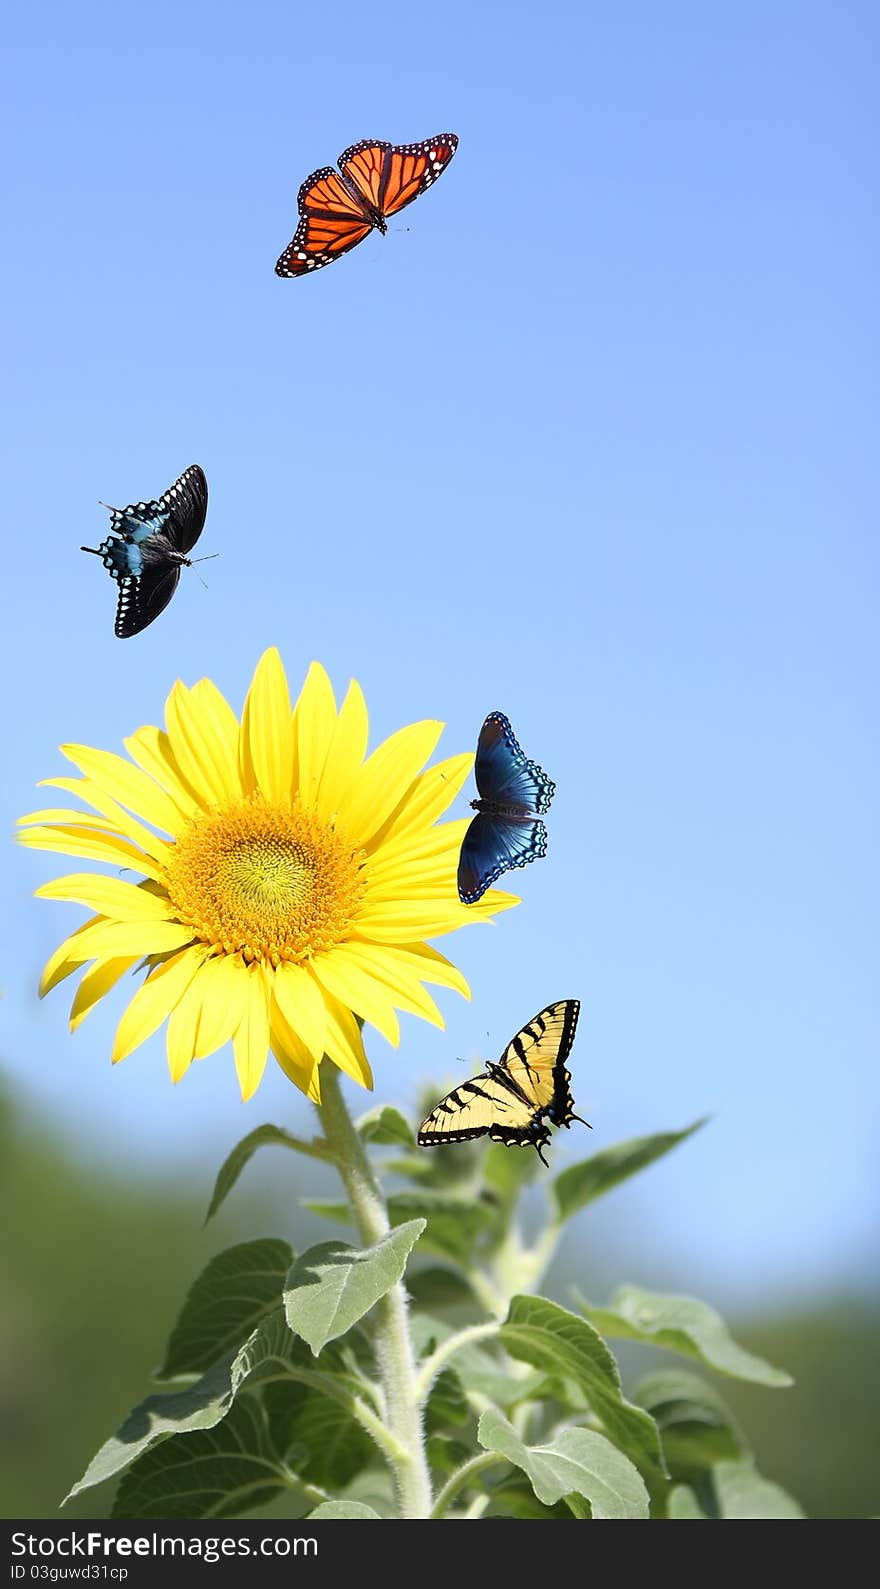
<box><xmin>418</xmin><ymin>999</ymin><xmax>581</xmax><ymax>1164</ymax></box>
<box><xmin>496</xmin><ymin>999</ymin><xmax>581</xmax><ymax>1127</ymax></box>
<box><xmin>417</xmin><ymin>1071</ymin><xmax>550</xmax><ymax>1156</ymax></box>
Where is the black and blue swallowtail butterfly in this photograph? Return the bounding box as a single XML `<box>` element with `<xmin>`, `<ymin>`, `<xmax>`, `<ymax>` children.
<box><xmin>82</xmin><ymin>464</ymin><xmax>210</xmax><ymax>637</ymax></box>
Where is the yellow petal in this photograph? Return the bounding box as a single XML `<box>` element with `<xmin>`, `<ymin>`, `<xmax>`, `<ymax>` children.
<box><xmin>166</xmin><ymin>962</ymin><xmax>244</xmax><ymax>1081</ymax></box>
<box><xmin>239</xmin><ymin>648</ymin><xmax>295</xmax><ymax>805</ymax></box>
<box><xmin>314</xmin><ymin>679</ymin><xmax>369</xmax><ymax>821</ymax></box>
<box><xmin>309</xmin><ymin>946</ymin><xmax>400</xmax><ymax>1046</ymax></box>
<box><xmin>165</xmin><ymin>679</ymin><xmax>242</xmax><ymax>807</ymax></box>
<box><xmin>124</xmin><ymin>725</ymin><xmax>200</xmax><ymax>816</ymax></box>
<box><xmin>270</xmin><ymin>1000</ymin><xmax>322</xmax><ymax>1100</ymax></box>
<box><xmin>366</xmin><ymin>818</ymin><xmax>470</xmax><ymax>880</ymax></box>
<box><xmin>371</xmin><ymin>752</ymin><xmax>475</xmax><ymax>847</ymax></box>
<box><xmin>272</xmin><ymin>961</ymin><xmax>327</xmax><ymax>1063</ymax></box>
<box><xmin>70</xmin><ymin>957</ymin><xmax>137</xmax><ymax>1031</ymax></box>
<box><xmin>187</xmin><ymin>955</ymin><xmax>249</xmax><ymax>1059</ymax></box>
<box><xmin>322</xmin><ymin>995</ymin><xmax>373</xmax><ymax>1089</ymax></box>
<box><xmin>39</xmin><ymin>917</ymin><xmax>101</xmax><ymax>997</ymax></box>
<box><xmin>18</xmin><ymin>824</ymin><xmax>167</xmax><ymax>884</ymax></box>
<box><xmin>336</xmin><ymin>720</ymin><xmax>444</xmax><ymax>847</ymax></box>
<box><xmin>40</xmin><ymin>776</ymin><xmax>174</xmax><ymax>864</ymax></box>
<box><xmin>67</xmin><ymin>918</ymin><xmax>195</xmax><ymax>962</ymax></box>
<box><xmin>112</xmin><ymin>945</ymin><xmax>207</xmax><ymax>1062</ymax></box>
<box><xmin>340</xmin><ymin>941</ymin><xmax>446</xmax><ymax>1028</ymax></box>
<box><xmin>36</xmin><ymin>873</ymin><xmax>175</xmax><ymax>919</ymax></box>
<box><xmin>294</xmin><ymin>661</ymin><xmax>337</xmax><ymax>810</ymax></box>
<box><xmin>233</xmin><ymin>960</ymin><xmax>271</xmax><ymax>1100</ymax></box>
<box><xmin>354</xmin><ymin>892</ymin><xmax>520</xmax><ymax>941</ymax></box>
<box><xmin>379</xmin><ymin>942</ymin><xmax>471</xmax><ymax>1000</ymax></box>
<box><xmin>60</xmin><ymin>744</ymin><xmax>184</xmax><ymax>836</ymax></box>
<box><xmin>17</xmin><ymin>808</ymin><xmax>119</xmax><ymax>829</ymax></box>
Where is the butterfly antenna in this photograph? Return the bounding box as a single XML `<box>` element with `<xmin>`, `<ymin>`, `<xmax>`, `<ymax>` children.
<box><xmin>189</xmin><ymin>552</ymin><xmax>219</xmax><ymax>591</ymax></box>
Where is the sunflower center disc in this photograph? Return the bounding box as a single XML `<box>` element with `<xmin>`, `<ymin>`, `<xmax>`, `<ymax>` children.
<box><xmin>165</xmin><ymin>798</ymin><xmax>365</xmax><ymax>965</ymax></box>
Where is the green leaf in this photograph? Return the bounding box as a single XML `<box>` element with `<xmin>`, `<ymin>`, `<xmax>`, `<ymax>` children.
<box><xmin>633</xmin><ymin>1370</ymin><xmax>746</xmax><ymax>1479</ymax></box>
<box><xmin>426</xmin><ymin>1434</ymin><xmax>473</xmax><ymax>1474</ymax></box>
<box><xmin>356</xmin><ymin>1105</ymin><xmax>415</xmax><ymax>1148</ymax></box>
<box><xmin>158</xmin><ymin>1239</ymin><xmax>292</xmax><ymax>1379</ymax></box>
<box><xmin>579</xmin><ymin>1286</ymin><xmax>793</xmax><ymax>1387</ymax></box>
<box><xmin>283</xmin><ymin>1221</ymin><xmax>425</xmax><ymax>1355</ymax></box>
<box><xmin>305</xmin><ymin>1190</ymin><xmax>496</xmax><ymax>1267</ymax></box>
<box><xmin>264</xmin><ymin>1380</ymin><xmax>374</xmax><ymax>1491</ymax></box>
<box><xmin>308</xmin><ymin>1501</ymin><xmax>381</xmax><ymax>1519</ymax></box>
<box><xmin>425</xmin><ymin>1368</ymin><xmax>469</xmax><ymax>1433</ymax></box>
<box><xmin>713</xmin><ymin>1459</ymin><xmax>804</xmax><ymax>1519</ymax></box>
<box><xmin>66</xmin><ymin>1309</ymin><xmax>338</xmax><ymax>1502</ymax></box>
<box><xmin>478</xmin><ymin>1409</ymin><xmax>650</xmax><ymax>1519</ymax></box>
<box><xmin>667</xmin><ymin>1484</ymin><xmax>708</xmax><ymax>1519</ymax></box>
<box><xmin>410</xmin><ymin>1314</ymin><xmax>550</xmax><ymax>1409</ymax></box>
<box><xmin>482</xmin><ymin>1140</ymin><xmax>542</xmax><ymax>1201</ymax></box>
<box><xmin>205</xmin><ymin>1125</ymin><xmax>316</xmax><ymax>1223</ymax></box>
<box><xmin>551</xmin><ymin>1119</ymin><xmax>707</xmax><ymax>1224</ymax></box>
<box><xmin>112</xmin><ymin>1397</ymin><xmax>287</xmax><ymax>1519</ymax></box>
<box><xmin>499</xmin><ymin>1296</ymin><xmax>665</xmax><ymax>1477</ymax></box>
<box><xmin>485</xmin><ymin>1478</ymin><xmax>574</xmax><ymax>1520</ymax></box>
<box><xmin>406</xmin><ymin>1266</ymin><xmax>478</xmax><ymax>1310</ymax></box>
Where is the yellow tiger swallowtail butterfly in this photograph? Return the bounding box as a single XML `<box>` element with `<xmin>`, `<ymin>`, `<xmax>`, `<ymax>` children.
<box><xmin>417</xmin><ymin>999</ymin><xmax>586</xmax><ymax>1166</ymax></box>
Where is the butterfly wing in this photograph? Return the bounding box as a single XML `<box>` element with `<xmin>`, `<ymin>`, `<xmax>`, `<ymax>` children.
<box><xmin>417</xmin><ymin>1070</ymin><xmax>550</xmax><ymax>1158</ymax></box>
<box><xmin>114</xmin><ymin>559</ymin><xmax>181</xmax><ymax>639</ymax></box>
<box><xmin>339</xmin><ymin>134</ymin><xmax>458</xmax><ymax>220</ymax></box>
<box><xmin>497</xmin><ymin>999</ymin><xmax>581</xmax><ymax>1128</ymax></box>
<box><xmin>474</xmin><ymin>712</ymin><xmax>555</xmax><ymax>814</ymax></box>
<box><xmin>275</xmin><ymin>165</ymin><xmax>373</xmax><ymax>276</ymax></box>
<box><xmin>457</xmin><ymin>810</ymin><xmax>548</xmax><ymax>904</ymax></box>
<box><xmin>158</xmin><ymin>464</ymin><xmax>208</xmax><ymax>555</ymax></box>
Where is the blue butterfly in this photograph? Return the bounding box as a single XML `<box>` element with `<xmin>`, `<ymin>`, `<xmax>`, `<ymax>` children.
<box><xmin>82</xmin><ymin>465</ymin><xmax>210</xmax><ymax>637</ymax></box>
<box><xmin>457</xmin><ymin>712</ymin><xmax>556</xmax><ymax>904</ymax></box>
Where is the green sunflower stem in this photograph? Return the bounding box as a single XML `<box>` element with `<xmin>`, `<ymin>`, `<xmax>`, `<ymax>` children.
<box><xmin>316</xmin><ymin>1064</ymin><xmax>433</xmax><ymax>1520</ymax></box>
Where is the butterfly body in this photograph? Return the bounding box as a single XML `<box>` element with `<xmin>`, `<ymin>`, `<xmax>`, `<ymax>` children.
<box><xmin>275</xmin><ymin>134</ymin><xmax>458</xmax><ymax>277</ymax></box>
<box><xmin>82</xmin><ymin>465</ymin><xmax>209</xmax><ymax>638</ymax></box>
<box><xmin>418</xmin><ymin>999</ymin><xmax>585</xmax><ymax>1167</ymax></box>
<box><xmin>458</xmin><ymin>712</ymin><xmax>556</xmax><ymax>904</ymax></box>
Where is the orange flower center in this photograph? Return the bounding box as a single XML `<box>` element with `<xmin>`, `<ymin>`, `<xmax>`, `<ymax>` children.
<box><xmin>165</xmin><ymin>798</ymin><xmax>365</xmax><ymax>965</ymax></box>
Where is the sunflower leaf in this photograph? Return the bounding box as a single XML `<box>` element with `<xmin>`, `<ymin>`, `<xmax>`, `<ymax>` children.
<box><xmin>632</xmin><ymin>1370</ymin><xmax>747</xmax><ymax>1479</ymax></box>
<box><xmin>667</xmin><ymin>1484</ymin><xmax>708</xmax><ymax>1519</ymax></box>
<box><xmin>157</xmin><ymin>1239</ymin><xmax>292</xmax><ymax>1379</ymax></box>
<box><xmin>550</xmin><ymin>1119</ymin><xmax>708</xmax><ymax>1224</ymax></box>
<box><xmin>499</xmin><ymin>1296</ymin><xmax>665</xmax><ymax>1479</ymax></box>
<box><xmin>205</xmin><ymin>1124</ymin><xmax>320</xmax><ymax>1223</ymax></box>
<box><xmin>477</xmin><ymin>1409</ymin><xmax>650</xmax><ymax>1519</ymax></box>
<box><xmin>283</xmin><ymin>1221</ymin><xmax>426</xmax><ymax>1355</ymax></box>
<box><xmin>578</xmin><ymin>1286</ymin><xmax>793</xmax><ymax>1387</ymax></box>
<box><xmin>304</xmin><ymin>1190</ymin><xmax>496</xmax><ymax>1268</ymax></box>
<box><xmin>65</xmin><ymin>1309</ymin><xmax>353</xmax><ymax>1503</ymax></box>
<box><xmin>713</xmin><ymin>1459</ymin><xmax>805</xmax><ymax>1519</ymax></box>
<box><xmin>356</xmin><ymin>1104</ymin><xmax>415</xmax><ymax>1148</ymax></box>
<box><xmin>112</xmin><ymin>1397</ymin><xmax>288</xmax><ymax>1519</ymax></box>
<box><xmin>307</xmin><ymin>1501</ymin><xmax>381</xmax><ymax>1519</ymax></box>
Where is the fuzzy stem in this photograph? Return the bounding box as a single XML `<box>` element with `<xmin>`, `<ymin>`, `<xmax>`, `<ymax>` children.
<box><xmin>316</xmin><ymin>1064</ymin><xmax>433</xmax><ymax>1519</ymax></box>
<box><xmin>414</xmin><ymin>1322</ymin><xmax>500</xmax><ymax>1404</ymax></box>
<box><xmin>430</xmin><ymin>1453</ymin><xmax>502</xmax><ymax>1519</ymax></box>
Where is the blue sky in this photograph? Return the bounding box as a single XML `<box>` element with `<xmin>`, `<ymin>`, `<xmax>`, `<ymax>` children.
<box><xmin>2</xmin><ymin>0</ymin><xmax>877</xmax><ymax>1307</ymax></box>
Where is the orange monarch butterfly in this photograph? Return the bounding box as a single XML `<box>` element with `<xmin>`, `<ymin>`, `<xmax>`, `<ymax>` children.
<box><xmin>274</xmin><ymin>134</ymin><xmax>459</xmax><ymax>277</ymax></box>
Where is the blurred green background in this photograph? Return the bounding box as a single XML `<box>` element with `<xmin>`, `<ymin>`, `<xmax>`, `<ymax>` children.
<box><xmin>2</xmin><ymin>1085</ymin><xmax>876</xmax><ymax>1520</ymax></box>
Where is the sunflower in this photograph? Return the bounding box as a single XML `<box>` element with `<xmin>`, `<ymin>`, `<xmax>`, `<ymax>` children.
<box><xmin>18</xmin><ymin>650</ymin><xmax>516</xmax><ymax>1101</ymax></box>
